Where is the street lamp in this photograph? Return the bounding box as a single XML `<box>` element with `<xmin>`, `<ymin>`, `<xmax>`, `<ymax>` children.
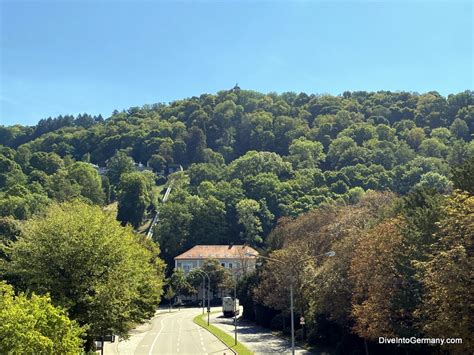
<box><xmin>245</xmin><ymin>251</ymin><xmax>336</xmax><ymax>355</ymax></box>
<box><xmin>230</xmin><ymin>264</ymin><xmax>254</xmax><ymax>346</ymax></box>
<box><xmin>195</xmin><ymin>269</ymin><xmax>211</xmax><ymax>326</ymax></box>
<box><xmin>233</xmin><ymin>277</ymin><xmax>238</xmax><ymax>345</ymax></box>
<box><xmin>192</xmin><ymin>272</ymin><xmax>206</xmax><ymax>314</ymax></box>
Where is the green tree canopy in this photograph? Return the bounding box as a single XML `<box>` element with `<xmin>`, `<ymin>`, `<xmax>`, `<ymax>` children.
<box><xmin>67</xmin><ymin>162</ymin><xmax>105</xmax><ymax>204</ymax></box>
<box><xmin>3</xmin><ymin>201</ymin><xmax>165</xmax><ymax>348</ymax></box>
<box><xmin>168</xmin><ymin>268</ymin><xmax>194</xmax><ymax>297</ymax></box>
<box><xmin>415</xmin><ymin>192</ymin><xmax>473</xmax><ymax>353</ymax></box>
<box><xmin>0</xmin><ymin>281</ymin><xmax>84</xmax><ymax>354</ymax></box>
<box><xmin>288</xmin><ymin>137</ymin><xmax>325</xmax><ymax>169</ymax></box>
<box><xmin>0</xmin><ymin>155</ymin><xmax>26</xmax><ymax>190</ymax></box>
<box><xmin>227</xmin><ymin>151</ymin><xmax>292</xmax><ymax>180</ymax></box>
<box><xmin>236</xmin><ymin>198</ymin><xmax>263</xmax><ymax>246</ymax></box>
<box><xmin>199</xmin><ymin>258</ymin><xmax>234</xmax><ymax>296</ymax></box>
<box><xmin>106</xmin><ymin>151</ymin><xmax>134</xmax><ymax>186</ymax></box>
<box><xmin>29</xmin><ymin>152</ymin><xmax>64</xmax><ymax>175</ymax></box>
<box><xmin>117</xmin><ymin>171</ymin><xmax>156</xmax><ymax>228</ymax></box>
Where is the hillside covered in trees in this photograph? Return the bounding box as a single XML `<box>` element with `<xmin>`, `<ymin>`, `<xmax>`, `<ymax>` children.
<box><xmin>1</xmin><ymin>89</ymin><xmax>472</xmax><ymax>247</ymax></box>
<box><xmin>1</xmin><ymin>89</ymin><xmax>473</xmax><ymax>352</ymax></box>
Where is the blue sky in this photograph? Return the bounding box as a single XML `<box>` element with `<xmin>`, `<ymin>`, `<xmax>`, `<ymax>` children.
<box><xmin>1</xmin><ymin>0</ymin><xmax>472</xmax><ymax>126</ymax></box>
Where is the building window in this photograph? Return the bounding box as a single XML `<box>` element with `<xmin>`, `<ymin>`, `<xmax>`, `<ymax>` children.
<box><xmin>229</xmin><ymin>263</ymin><xmax>233</xmax><ymax>269</ymax></box>
<box><xmin>183</xmin><ymin>263</ymin><xmax>192</xmax><ymax>274</ymax></box>
<box><xmin>221</xmin><ymin>263</ymin><xmax>226</xmax><ymax>267</ymax></box>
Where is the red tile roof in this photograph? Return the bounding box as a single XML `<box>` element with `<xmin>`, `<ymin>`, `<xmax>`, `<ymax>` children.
<box><xmin>174</xmin><ymin>245</ymin><xmax>259</xmax><ymax>260</ymax></box>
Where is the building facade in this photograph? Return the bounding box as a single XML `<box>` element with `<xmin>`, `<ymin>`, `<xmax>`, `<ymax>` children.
<box><xmin>174</xmin><ymin>245</ymin><xmax>259</xmax><ymax>277</ymax></box>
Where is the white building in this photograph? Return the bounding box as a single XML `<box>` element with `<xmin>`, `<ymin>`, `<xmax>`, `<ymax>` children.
<box><xmin>174</xmin><ymin>245</ymin><xmax>259</xmax><ymax>276</ymax></box>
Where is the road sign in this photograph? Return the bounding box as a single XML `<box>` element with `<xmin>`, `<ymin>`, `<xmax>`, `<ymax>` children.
<box><xmin>300</xmin><ymin>316</ymin><xmax>305</xmax><ymax>325</ymax></box>
<box><xmin>207</xmin><ymin>307</ymin><xmax>211</xmax><ymax>312</ymax></box>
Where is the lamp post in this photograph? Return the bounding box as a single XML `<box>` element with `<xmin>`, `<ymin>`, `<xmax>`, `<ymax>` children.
<box><xmin>202</xmin><ymin>279</ymin><xmax>205</xmax><ymax>315</ymax></box>
<box><xmin>196</xmin><ymin>268</ymin><xmax>211</xmax><ymax>326</ymax></box>
<box><xmin>246</xmin><ymin>251</ymin><xmax>335</xmax><ymax>355</ymax></box>
<box><xmin>193</xmin><ymin>272</ymin><xmax>206</xmax><ymax>314</ymax></box>
<box><xmin>234</xmin><ymin>278</ymin><xmax>237</xmax><ymax>345</ymax></box>
<box><xmin>229</xmin><ymin>264</ymin><xmax>254</xmax><ymax>346</ymax></box>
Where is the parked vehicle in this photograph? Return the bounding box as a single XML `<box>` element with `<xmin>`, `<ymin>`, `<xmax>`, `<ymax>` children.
<box><xmin>222</xmin><ymin>296</ymin><xmax>239</xmax><ymax>317</ymax></box>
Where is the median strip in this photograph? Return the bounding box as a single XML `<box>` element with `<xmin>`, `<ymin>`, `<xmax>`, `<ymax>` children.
<box><xmin>193</xmin><ymin>312</ymin><xmax>254</xmax><ymax>355</ymax></box>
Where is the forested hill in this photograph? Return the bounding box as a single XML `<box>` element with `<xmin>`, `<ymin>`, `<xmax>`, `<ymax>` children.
<box><xmin>2</xmin><ymin>90</ymin><xmax>473</xmax><ymax>169</ymax></box>
<box><xmin>1</xmin><ymin>89</ymin><xmax>473</xmax><ymax>264</ymax></box>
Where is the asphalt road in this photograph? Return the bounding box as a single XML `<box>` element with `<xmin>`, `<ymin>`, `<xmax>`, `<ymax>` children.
<box><xmin>210</xmin><ymin>310</ymin><xmax>312</xmax><ymax>354</ymax></box>
<box><xmin>104</xmin><ymin>307</ymin><xmax>231</xmax><ymax>355</ymax></box>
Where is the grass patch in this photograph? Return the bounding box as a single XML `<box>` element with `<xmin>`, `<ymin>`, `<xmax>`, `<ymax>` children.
<box><xmin>193</xmin><ymin>312</ymin><xmax>254</xmax><ymax>355</ymax></box>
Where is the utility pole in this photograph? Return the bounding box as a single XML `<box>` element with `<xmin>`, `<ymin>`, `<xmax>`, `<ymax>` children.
<box><xmin>290</xmin><ymin>282</ymin><xmax>295</xmax><ymax>355</ymax></box>
<box><xmin>234</xmin><ymin>280</ymin><xmax>237</xmax><ymax>345</ymax></box>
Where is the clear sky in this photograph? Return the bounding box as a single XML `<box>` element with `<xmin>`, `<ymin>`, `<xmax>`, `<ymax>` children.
<box><xmin>1</xmin><ymin>0</ymin><xmax>472</xmax><ymax>126</ymax></box>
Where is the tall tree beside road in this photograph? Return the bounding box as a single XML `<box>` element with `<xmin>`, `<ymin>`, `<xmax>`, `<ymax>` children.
<box><xmin>164</xmin><ymin>286</ymin><xmax>175</xmax><ymax>311</ymax></box>
<box><xmin>3</xmin><ymin>201</ymin><xmax>165</xmax><ymax>350</ymax></box>
<box><xmin>200</xmin><ymin>258</ymin><xmax>234</xmax><ymax>297</ymax></box>
<box><xmin>349</xmin><ymin>218</ymin><xmax>407</xmax><ymax>340</ymax></box>
<box><xmin>0</xmin><ymin>281</ymin><xmax>84</xmax><ymax>354</ymax></box>
<box><xmin>168</xmin><ymin>268</ymin><xmax>194</xmax><ymax>298</ymax></box>
<box><xmin>185</xmin><ymin>259</ymin><xmax>233</xmax><ymax>300</ymax></box>
<box><xmin>303</xmin><ymin>192</ymin><xmax>396</xmax><ymax>337</ymax></box>
<box><xmin>414</xmin><ymin>191</ymin><xmax>474</xmax><ymax>353</ymax></box>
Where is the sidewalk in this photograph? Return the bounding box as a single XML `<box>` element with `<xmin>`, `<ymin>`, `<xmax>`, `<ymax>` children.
<box><xmin>209</xmin><ymin>307</ymin><xmax>313</xmax><ymax>354</ymax></box>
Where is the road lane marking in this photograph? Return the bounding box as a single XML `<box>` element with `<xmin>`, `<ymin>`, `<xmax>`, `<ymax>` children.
<box><xmin>148</xmin><ymin>313</ymin><xmax>175</xmax><ymax>355</ymax></box>
<box><xmin>176</xmin><ymin>315</ymin><xmax>182</xmax><ymax>354</ymax></box>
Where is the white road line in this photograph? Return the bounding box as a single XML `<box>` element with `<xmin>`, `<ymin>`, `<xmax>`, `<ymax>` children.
<box><xmin>176</xmin><ymin>315</ymin><xmax>182</xmax><ymax>353</ymax></box>
<box><xmin>148</xmin><ymin>313</ymin><xmax>175</xmax><ymax>355</ymax></box>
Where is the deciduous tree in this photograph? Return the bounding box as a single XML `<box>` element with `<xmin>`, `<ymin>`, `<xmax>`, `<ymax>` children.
<box><xmin>0</xmin><ymin>281</ymin><xmax>84</xmax><ymax>354</ymax></box>
<box><xmin>117</xmin><ymin>171</ymin><xmax>156</xmax><ymax>228</ymax></box>
<box><xmin>4</xmin><ymin>202</ymin><xmax>165</xmax><ymax>349</ymax></box>
<box><xmin>415</xmin><ymin>192</ymin><xmax>473</xmax><ymax>353</ymax></box>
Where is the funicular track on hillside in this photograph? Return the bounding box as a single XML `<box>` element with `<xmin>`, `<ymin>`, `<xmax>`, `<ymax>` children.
<box><xmin>146</xmin><ymin>165</ymin><xmax>183</xmax><ymax>238</ymax></box>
